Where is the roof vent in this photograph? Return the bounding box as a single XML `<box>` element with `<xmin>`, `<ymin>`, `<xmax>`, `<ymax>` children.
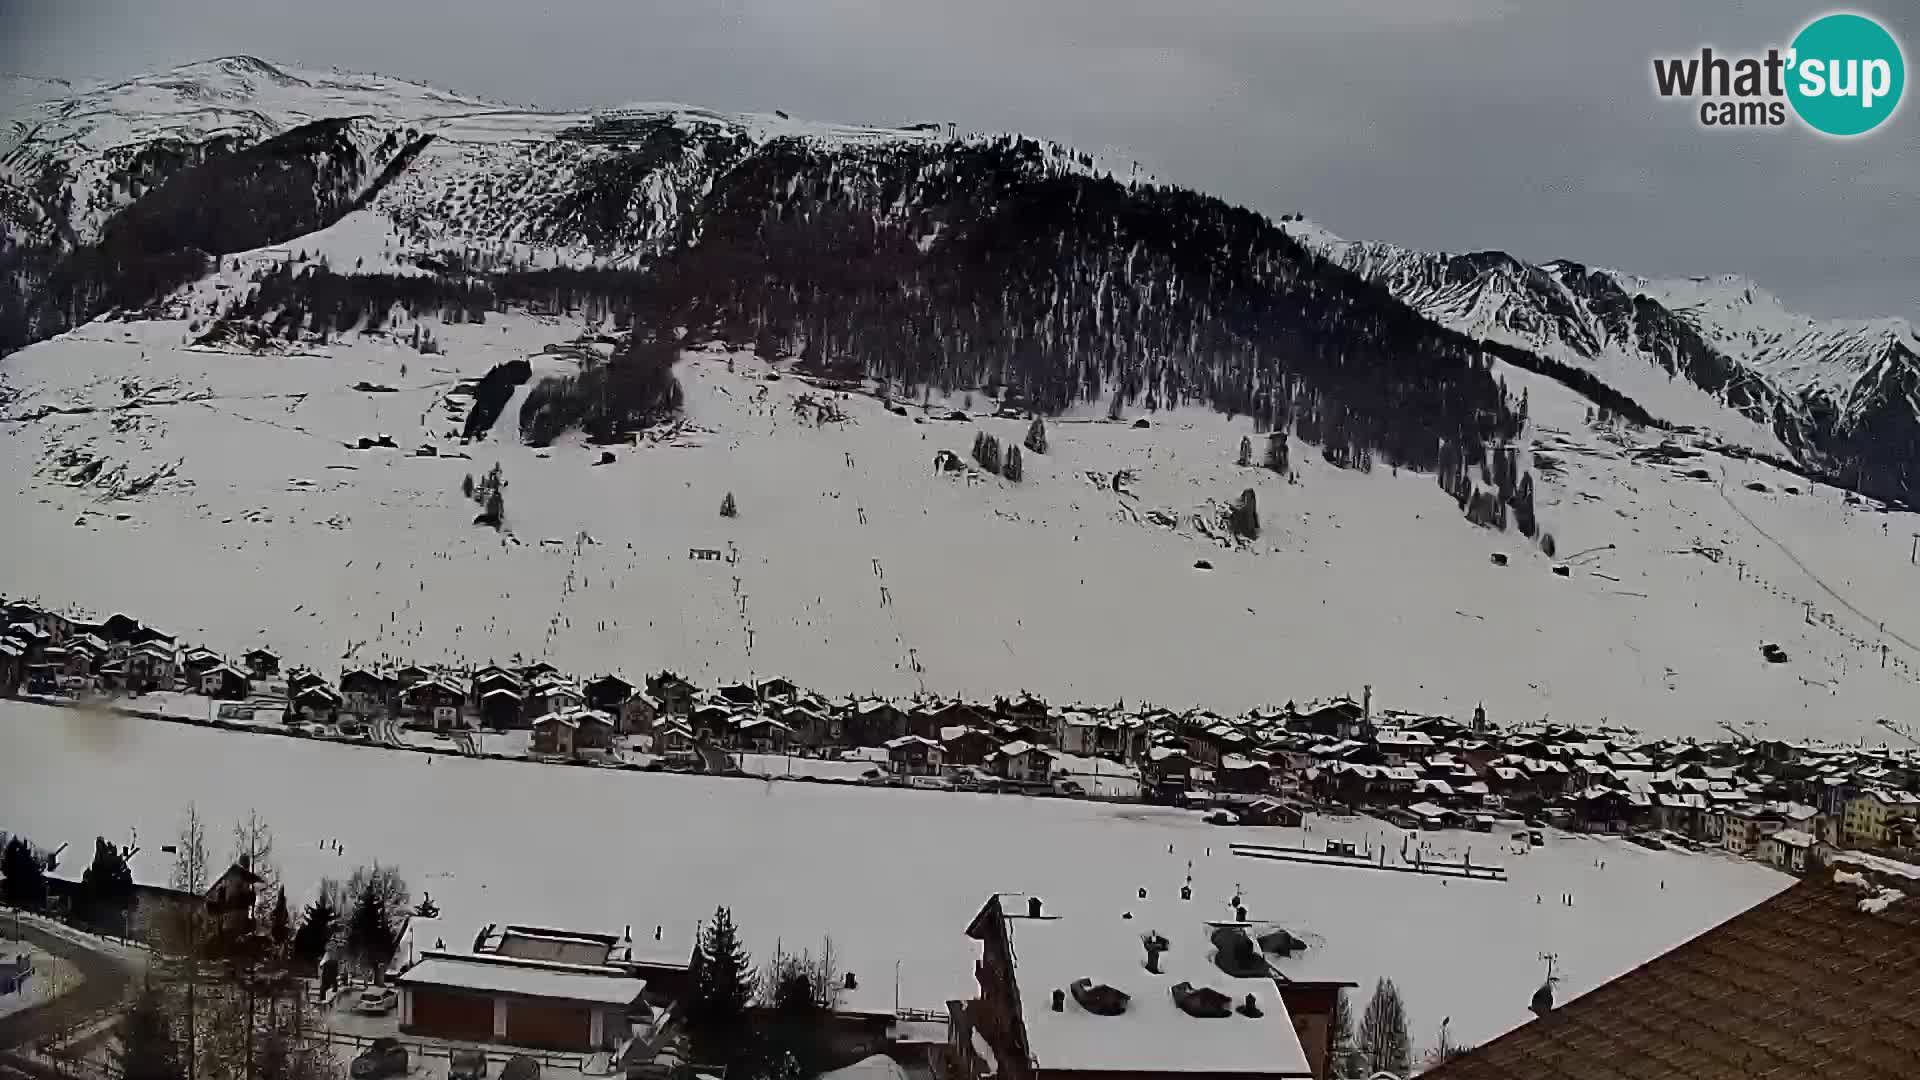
<box><xmin>1051</xmin><ymin>988</ymin><xmax>1066</xmax><ymax>1012</ymax></box>
<box><xmin>1237</xmin><ymin>993</ymin><xmax>1263</xmax><ymax>1018</ymax></box>
<box><xmin>1027</xmin><ymin>897</ymin><xmax>1043</xmax><ymax>918</ymax></box>
<box><xmin>1210</xmin><ymin>927</ymin><xmax>1267</xmax><ymax>978</ymax></box>
<box><xmin>1143</xmin><ymin>931</ymin><xmax>1170</xmax><ymax>974</ymax></box>
<box><xmin>845</xmin><ymin>972</ymin><xmax>859</xmax><ymax>990</ymax></box>
<box><xmin>1180</xmin><ymin>885</ymin><xmax>1192</xmax><ymax>901</ymax></box>
<box><xmin>1172</xmin><ymin>982</ymin><xmax>1233</xmax><ymax>1018</ymax></box>
<box><xmin>1070</xmin><ymin>978</ymin><xmax>1131</xmax><ymax>1016</ymax></box>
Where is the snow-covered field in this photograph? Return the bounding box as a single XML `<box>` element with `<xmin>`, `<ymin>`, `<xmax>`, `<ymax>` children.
<box><xmin>5</xmin><ymin>306</ymin><xmax>1920</xmax><ymax>742</ymax></box>
<box><xmin>0</xmin><ymin>700</ymin><xmax>1786</xmax><ymax>1050</ymax></box>
<box><xmin>0</xmin><ymin>940</ymin><xmax>83</xmax><ymax>1021</ymax></box>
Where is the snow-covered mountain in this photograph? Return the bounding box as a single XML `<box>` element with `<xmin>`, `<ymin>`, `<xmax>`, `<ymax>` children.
<box><xmin>1281</xmin><ymin>219</ymin><xmax>1920</xmax><ymax>505</ymax></box>
<box><xmin>6</xmin><ymin>57</ymin><xmax>1920</xmax><ymax>744</ymax></box>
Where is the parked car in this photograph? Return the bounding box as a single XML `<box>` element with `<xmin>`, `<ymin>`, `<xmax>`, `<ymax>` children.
<box><xmin>449</xmin><ymin>1049</ymin><xmax>488</xmax><ymax>1080</ymax></box>
<box><xmin>1203</xmin><ymin>809</ymin><xmax>1241</xmax><ymax>826</ymax></box>
<box><xmin>350</xmin><ymin>1038</ymin><xmax>408</xmax><ymax>1079</ymax></box>
<box><xmin>354</xmin><ymin>987</ymin><xmax>399</xmax><ymax>1015</ymax></box>
<box><xmin>499</xmin><ymin>1057</ymin><xmax>540</xmax><ymax>1080</ymax></box>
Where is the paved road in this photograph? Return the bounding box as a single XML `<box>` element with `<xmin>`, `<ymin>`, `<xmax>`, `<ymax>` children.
<box><xmin>0</xmin><ymin>916</ymin><xmax>137</xmax><ymax>1054</ymax></box>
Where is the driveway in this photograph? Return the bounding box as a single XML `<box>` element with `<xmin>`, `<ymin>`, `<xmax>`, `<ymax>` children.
<box><xmin>0</xmin><ymin>915</ymin><xmax>139</xmax><ymax>1053</ymax></box>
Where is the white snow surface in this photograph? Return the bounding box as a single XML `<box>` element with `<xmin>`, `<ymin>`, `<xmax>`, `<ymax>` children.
<box><xmin>1006</xmin><ymin>903</ymin><xmax>1309</xmax><ymax>1075</ymax></box>
<box><xmin>7</xmin><ymin>313</ymin><xmax>1920</xmax><ymax>741</ymax></box>
<box><xmin>0</xmin><ymin>699</ymin><xmax>1787</xmax><ymax>1050</ymax></box>
<box><xmin>0</xmin><ymin>941</ymin><xmax>83</xmax><ymax>1020</ymax></box>
<box><xmin>395</xmin><ymin>953</ymin><xmax>645</xmax><ymax>1005</ymax></box>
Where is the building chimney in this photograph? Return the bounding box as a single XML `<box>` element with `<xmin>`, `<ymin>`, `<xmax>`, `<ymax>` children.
<box><xmin>623</xmin><ymin>924</ymin><xmax>632</xmax><ymax>941</ymax></box>
<box><xmin>1144</xmin><ymin>936</ymin><xmax>1166</xmax><ymax>974</ymax></box>
<box><xmin>1138</xmin><ymin>887</ymin><xmax>1147</xmax><ymax>900</ymax></box>
<box><xmin>655</xmin><ymin>925</ymin><xmax>662</xmax><ymax>941</ymax></box>
<box><xmin>1028</xmin><ymin>897</ymin><xmax>1043</xmax><ymax>918</ymax></box>
<box><xmin>1180</xmin><ymin>885</ymin><xmax>1192</xmax><ymax>901</ymax></box>
<box><xmin>1238</xmin><ymin>993</ymin><xmax>1263</xmax><ymax>1018</ymax></box>
<box><xmin>1051</xmin><ymin>989</ymin><xmax>1066</xmax><ymax>1012</ymax></box>
<box><xmin>1235</xmin><ymin>904</ymin><xmax>1247</xmax><ymax>922</ymax></box>
<box><xmin>845</xmin><ymin>972</ymin><xmax>859</xmax><ymax>990</ymax></box>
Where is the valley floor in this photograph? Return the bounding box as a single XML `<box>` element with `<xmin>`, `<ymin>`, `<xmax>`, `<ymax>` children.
<box><xmin>0</xmin><ymin>699</ymin><xmax>1787</xmax><ymax>1053</ymax></box>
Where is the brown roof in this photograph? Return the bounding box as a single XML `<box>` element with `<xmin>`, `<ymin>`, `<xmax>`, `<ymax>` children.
<box><xmin>1425</xmin><ymin>868</ymin><xmax>1920</xmax><ymax>1080</ymax></box>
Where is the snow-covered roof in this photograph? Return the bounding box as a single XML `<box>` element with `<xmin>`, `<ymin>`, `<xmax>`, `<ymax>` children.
<box><xmin>396</xmin><ymin>951</ymin><xmax>646</xmax><ymax>1006</ymax></box>
<box><xmin>1768</xmin><ymin>829</ymin><xmax>1816</xmax><ymax>849</ymax></box>
<box><xmin>1002</xmin><ymin>906</ymin><xmax>1311</xmax><ymax>1076</ymax></box>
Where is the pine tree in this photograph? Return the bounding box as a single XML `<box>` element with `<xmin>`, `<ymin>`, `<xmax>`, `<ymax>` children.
<box><xmin>1003</xmin><ymin>446</ymin><xmax>1023</xmax><ymax>483</ymax></box>
<box><xmin>291</xmin><ymin>893</ymin><xmax>337</xmax><ymax>971</ymax></box>
<box><xmin>1329</xmin><ymin>989</ymin><xmax>1361</xmax><ymax>1078</ymax></box>
<box><xmin>271</xmin><ymin>887</ymin><xmax>291</xmax><ymax>948</ymax></box>
<box><xmin>1228</xmin><ymin>488</ymin><xmax>1259</xmax><ymax>540</ymax></box>
<box><xmin>344</xmin><ymin>863</ymin><xmax>407</xmax><ymax>978</ymax></box>
<box><xmin>1265</xmin><ymin>433</ymin><xmax>1288</xmax><ymax>474</ymax></box>
<box><xmin>1024</xmin><ymin>418</ymin><xmax>1047</xmax><ymax>454</ymax></box>
<box><xmin>116</xmin><ymin>982</ymin><xmax>185</xmax><ymax>1080</ymax></box>
<box><xmin>1237</xmin><ymin>436</ymin><xmax>1252</xmax><ymax>467</ymax></box>
<box><xmin>2</xmin><ymin>835</ymin><xmax>49</xmax><ymax>912</ymax></box>
<box><xmin>1357</xmin><ymin>977</ymin><xmax>1412</xmax><ymax>1078</ymax></box>
<box><xmin>77</xmin><ymin>836</ymin><xmax>135</xmax><ymax>934</ymax></box>
<box><xmin>720</xmin><ymin>492</ymin><xmax>738</xmax><ymax>518</ymax></box>
<box><xmin>688</xmin><ymin>906</ymin><xmax>753</xmax><ymax>1056</ymax></box>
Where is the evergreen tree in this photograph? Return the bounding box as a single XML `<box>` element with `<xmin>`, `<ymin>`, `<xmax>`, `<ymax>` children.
<box><xmin>482</xmin><ymin>486</ymin><xmax>505</xmax><ymax>527</ymax></box>
<box><xmin>1357</xmin><ymin>977</ymin><xmax>1412</xmax><ymax>1078</ymax></box>
<box><xmin>344</xmin><ymin>863</ymin><xmax>407</xmax><ymax>978</ymax></box>
<box><xmin>1227</xmin><ymin>488</ymin><xmax>1260</xmax><ymax>540</ymax></box>
<box><xmin>115</xmin><ymin>982</ymin><xmax>185</xmax><ymax>1080</ymax></box>
<box><xmin>77</xmin><ymin>836</ymin><xmax>135</xmax><ymax>934</ymax></box>
<box><xmin>271</xmin><ymin>887</ymin><xmax>291</xmax><ymax>948</ymax></box>
<box><xmin>1237</xmin><ymin>436</ymin><xmax>1252</xmax><ymax>467</ymax></box>
<box><xmin>291</xmin><ymin>893</ymin><xmax>337</xmax><ymax>971</ymax></box>
<box><xmin>1265</xmin><ymin>433</ymin><xmax>1289</xmax><ymax>474</ymax></box>
<box><xmin>688</xmin><ymin>906</ymin><xmax>753</xmax><ymax>1056</ymax></box>
<box><xmin>1511</xmin><ymin>472</ymin><xmax>1537</xmax><ymax>537</ymax></box>
<box><xmin>1024</xmin><ymin>418</ymin><xmax>1047</xmax><ymax>454</ymax></box>
<box><xmin>720</xmin><ymin>492</ymin><xmax>738</xmax><ymax>518</ymax></box>
<box><xmin>1003</xmin><ymin>446</ymin><xmax>1023</xmax><ymax>483</ymax></box>
<box><xmin>1329</xmin><ymin>989</ymin><xmax>1361</xmax><ymax>1078</ymax></box>
<box><xmin>2</xmin><ymin>835</ymin><xmax>49</xmax><ymax>912</ymax></box>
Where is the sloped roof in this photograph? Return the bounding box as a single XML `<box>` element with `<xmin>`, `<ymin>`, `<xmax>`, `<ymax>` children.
<box><xmin>1423</xmin><ymin>871</ymin><xmax>1920</xmax><ymax>1080</ymax></box>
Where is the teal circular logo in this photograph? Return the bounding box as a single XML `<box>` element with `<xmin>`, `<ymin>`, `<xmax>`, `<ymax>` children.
<box><xmin>1787</xmin><ymin>13</ymin><xmax>1905</xmax><ymax>136</ymax></box>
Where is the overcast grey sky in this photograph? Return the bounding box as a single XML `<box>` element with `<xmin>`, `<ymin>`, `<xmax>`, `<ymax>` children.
<box><xmin>3</xmin><ymin>0</ymin><xmax>1915</xmax><ymax>322</ymax></box>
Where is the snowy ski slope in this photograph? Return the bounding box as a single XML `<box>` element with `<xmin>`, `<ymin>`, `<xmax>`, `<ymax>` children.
<box><xmin>4</xmin><ymin>299</ymin><xmax>1920</xmax><ymax>743</ymax></box>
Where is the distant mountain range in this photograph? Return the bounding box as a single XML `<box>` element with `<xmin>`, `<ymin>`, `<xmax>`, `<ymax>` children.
<box><xmin>3</xmin><ymin>55</ymin><xmax>1916</xmax><ymax>506</ymax></box>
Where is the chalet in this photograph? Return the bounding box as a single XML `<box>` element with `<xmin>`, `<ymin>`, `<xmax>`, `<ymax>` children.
<box><xmin>689</xmin><ymin>702</ymin><xmax>737</xmax><ymax>742</ymax></box>
<box><xmin>292</xmin><ymin>684</ymin><xmax>343</xmax><ymax>724</ymax></box>
<box><xmin>0</xmin><ymin>639</ymin><xmax>24</xmax><ymax>696</ymax></box>
<box><xmin>991</xmin><ymin>741</ymin><xmax>1053</xmax><ymax>784</ymax></box>
<box><xmin>615</xmin><ymin>692</ymin><xmax>659</xmax><ymax>735</ymax></box>
<box><xmin>392</xmin><ymin>664</ymin><xmax>434</xmax><ymax>690</ymax></box>
<box><xmin>1240</xmin><ymin>798</ymin><xmax>1304</xmax><ymax>828</ymax></box>
<box><xmin>942</xmin><ymin>726</ymin><xmax>998</xmax><ymax>767</ymax></box>
<box><xmin>999</xmin><ymin>693</ymin><xmax>1053</xmax><ymax>729</ymax></box>
<box><xmin>734</xmin><ymin>714</ymin><xmax>793</xmax><ymax>752</ymax></box>
<box><xmin>242</xmin><ymin>648</ymin><xmax>281</xmax><ymax>679</ymax></box>
<box><xmin>181</xmin><ymin>647</ymin><xmax>224</xmax><ymax>679</ymax></box>
<box><xmin>954</xmin><ymin>894</ymin><xmax>1316</xmax><ymax>1080</ymax></box>
<box><xmin>339</xmin><ymin>668</ymin><xmax>393</xmax><ymax>718</ymax></box>
<box><xmin>520</xmin><ymin>661</ymin><xmax>560</xmax><ymax>681</ymax></box>
<box><xmin>651</xmin><ymin>721</ymin><xmax>698</xmax><ymax>762</ymax></box>
<box><xmin>1287</xmin><ymin>698</ymin><xmax>1369</xmax><ymax>740</ymax></box>
<box><xmin>847</xmin><ymin>699</ymin><xmax>906</xmax><ymax>746</ymax></box>
<box><xmin>1145</xmin><ymin>745</ymin><xmax>1195</xmax><ymax>789</ymax></box>
<box><xmin>125</xmin><ymin>641</ymin><xmax>177</xmax><ymax>690</ymax></box>
<box><xmin>526</xmin><ymin>678</ymin><xmax>584</xmax><ymax>718</ymax></box>
<box><xmin>645</xmin><ymin>672</ymin><xmax>695</xmax><ymax>717</ymax></box>
<box><xmin>1761</xmin><ymin>828</ymin><xmax>1822</xmax><ymax>873</ymax></box>
<box><xmin>407</xmin><ymin>679</ymin><xmax>469</xmax><ymax>730</ymax></box>
<box><xmin>772</xmin><ymin>704</ymin><xmax>829</xmax><ymax>746</ymax></box>
<box><xmin>885</xmin><ymin>734</ymin><xmax>944</xmax><ymax>776</ymax></box>
<box><xmin>531</xmin><ymin>708</ymin><xmax>615</xmax><ymax>758</ymax></box>
<box><xmin>756</xmin><ymin>677</ymin><xmax>799</xmax><ymax>704</ymax></box>
<box><xmin>716</xmin><ymin>681</ymin><xmax>759</xmax><ymax>707</ymax></box>
<box><xmin>472</xmin><ymin>666</ymin><xmax>525</xmax><ymax>705</ymax></box>
<box><xmin>583</xmin><ymin>674</ymin><xmax>636</xmax><ymax>714</ymax></box>
<box><xmin>198</xmin><ymin>662</ymin><xmax>251</xmax><ymax>700</ymax></box>
<box><xmin>1218</xmin><ymin>754</ymin><xmax>1273</xmax><ymax>795</ymax></box>
<box><xmin>480</xmin><ymin>687</ymin><xmax>524</xmax><ymax>729</ymax></box>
